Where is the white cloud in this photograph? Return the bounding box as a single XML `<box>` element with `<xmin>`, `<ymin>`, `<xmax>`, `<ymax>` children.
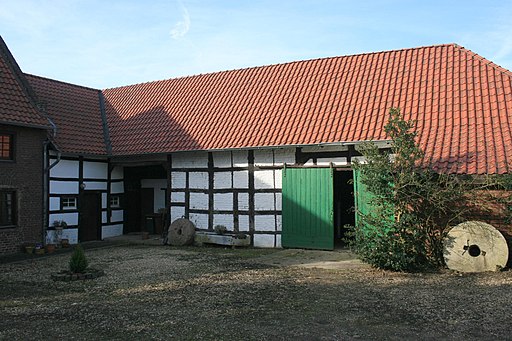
<box><xmin>170</xmin><ymin>6</ymin><xmax>190</xmax><ymax>40</ymax></box>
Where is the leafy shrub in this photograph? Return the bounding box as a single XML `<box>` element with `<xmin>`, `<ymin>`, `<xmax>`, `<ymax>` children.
<box><xmin>69</xmin><ymin>245</ymin><xmax>88</xmax><ymax>273</ymax></box>
<box><xmin>351</xmin><ymin>108</ymin><xmax>472</xmax><ymax>271</ymax></box>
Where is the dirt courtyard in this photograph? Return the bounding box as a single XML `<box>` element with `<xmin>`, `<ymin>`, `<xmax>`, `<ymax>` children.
<box><xmin>1</xmin><ymin>244</ymin><xmax>511</xmax><ymax>340</ymax></box>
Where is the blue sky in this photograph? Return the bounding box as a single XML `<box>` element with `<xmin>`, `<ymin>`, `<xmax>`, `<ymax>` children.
<box><xmin>1</xmin><ymin>0</ymin><xmax>511</xmax><ymax>89</ymax></box>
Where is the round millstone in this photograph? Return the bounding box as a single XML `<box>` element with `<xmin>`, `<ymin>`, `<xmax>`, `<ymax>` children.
<box><xmin>443</xmin><ymin>221</ymin><xmax>509</xmax><ymax>272</ymax></box>
<box><xmin>168</xmin><ymin>218</ymin><xmax>196</xmax><ymax>246</ymax></box>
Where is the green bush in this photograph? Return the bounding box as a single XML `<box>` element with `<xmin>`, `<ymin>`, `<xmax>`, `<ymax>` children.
<box><xmin>69</xmin><ymin>245</ymin><xmax>88</xmax><ymax>273</ymax></box>
<box><xmin>351</xmin><ymin>108</ymin><xmax>472</xmax><ymax>271</ymax></box>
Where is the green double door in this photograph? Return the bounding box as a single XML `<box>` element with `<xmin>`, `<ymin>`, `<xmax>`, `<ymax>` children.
<box><xmin>281</xmin><ymin>168</ymin><xmax>334</xmax><ymax>250</ymax></box>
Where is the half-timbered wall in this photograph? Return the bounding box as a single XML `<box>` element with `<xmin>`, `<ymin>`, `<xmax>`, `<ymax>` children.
<box><xmin>47</xmin><ymin>154</ymin><xmax>124</xmax><ymax>244</ymax></box>
<box><xmin>169</xmin><ymin>148</ymin><xmax>295</xmax><ymax>247</ymax></box>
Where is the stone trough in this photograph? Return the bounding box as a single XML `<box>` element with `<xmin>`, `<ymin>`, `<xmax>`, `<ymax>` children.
<box><xmin>194</xmin><ymin>231</ymin><xmax>251</xmax><ymax>247</ymax></box>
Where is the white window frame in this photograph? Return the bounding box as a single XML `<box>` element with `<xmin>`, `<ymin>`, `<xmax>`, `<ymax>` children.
<box><xmin>61</xmin><ymin>197</ymin><xmax>77</xmax><ymax>210</ymax></box>
<box><xmin>110</xmin><ymin>195</ymin><xmax>120</xmax><ymax>208</ymax></box>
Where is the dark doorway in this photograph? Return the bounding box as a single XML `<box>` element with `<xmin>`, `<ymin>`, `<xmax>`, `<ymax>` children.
<box><xmin>333</xmin><ymin>170</ymin><xmax>355</xmax><ymax>246</ymax></box>
<box><xmin>140</xmin><ymin>188</ymin><xmax>154</xmax><ymax>233</ymax></box>
<box><xmin>79</xmin><ymin>191</ymin><xmax>101</xmax><ymax>242</ymax></box>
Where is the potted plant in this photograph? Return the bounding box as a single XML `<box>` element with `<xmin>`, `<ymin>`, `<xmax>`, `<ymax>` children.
<box><xmin>52</xmin><ymin>220</ymin><xmax>68</xmax><ymax>230</ymax></box>
<box><xmin>34</xmin><ymin>243</ymin><xmax>45</xmax><ymax>255</ymax></box>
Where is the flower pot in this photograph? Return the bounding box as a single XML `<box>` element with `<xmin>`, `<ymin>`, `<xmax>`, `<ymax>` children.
<box><xmin>46</xmin><ymin>244</ymin><xmax>56</xmax><ymax>254</ymax></box>
<box><xmin>25</xmin><ymin>246</ymin><xmax>34</xmax><ymax>254</ymax></box>
<box><xmin>61</xmin><ymin>239</ymin><xmax>70</xmax><ymax>248</ymax></box>
<box><xmin>35</xmin><ymin>248</ymin><xmax>45</xmax><ymax>255</ymax></box>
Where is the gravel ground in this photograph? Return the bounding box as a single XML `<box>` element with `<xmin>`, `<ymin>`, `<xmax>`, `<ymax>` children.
<box><xmin>1</xmin><ymin>244</ymin><xmax>511</xmax><ymax>340</ymax></box>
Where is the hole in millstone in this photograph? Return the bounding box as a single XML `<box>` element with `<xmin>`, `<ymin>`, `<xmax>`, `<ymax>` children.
<box><xmin>177</xmin><ymin>229</ymin><xmax>182</xmax><ymax>235</ymax></box>
<box><xmin>468</xmin><ymin>244</ymin><xmax>481</xmax><ymax>257</ymax></box>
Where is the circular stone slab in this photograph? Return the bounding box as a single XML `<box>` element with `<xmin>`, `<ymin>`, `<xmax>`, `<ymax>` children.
<box><xmin>168</xmin><ymin>218</ymin><xmax>196</xmax><ymax>246</ymax></box>
<box><xmin>443</xmin><ymin>221</ymin><xmax>509</xmax><ymax>272</ymax></box>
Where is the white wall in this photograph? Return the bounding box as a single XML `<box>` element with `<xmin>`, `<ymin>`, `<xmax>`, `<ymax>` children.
<box><xmin>169</xmin><ymin>148</ymin><xmax>295</xmax><ymax>248</ymax></box>
<box><xmin>48</xmin><ymin>158</ymin><xmax>125</xmax><ymax>244</ymax></box>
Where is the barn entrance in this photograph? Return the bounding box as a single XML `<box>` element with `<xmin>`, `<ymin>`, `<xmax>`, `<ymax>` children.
<box><xmin>333</xmin><ymin>169</ymin><xmax>355</xmax><ymax>246</ymax></box>
<box><xmin>281</xmin><ymin>167</ymin><xmax>355</xmax><ymax>250</ymax></box>
<box><xmin>123</xmin><ymin>165</ymin><xmax>167</xmax><ymax>234</ymax></box>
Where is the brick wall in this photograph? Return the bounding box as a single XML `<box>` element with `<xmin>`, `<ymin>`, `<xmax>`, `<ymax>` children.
<box><xmin>0</xmin><ymin>124</ymin><xmax>46</xmax><ymax>254</ymax></box>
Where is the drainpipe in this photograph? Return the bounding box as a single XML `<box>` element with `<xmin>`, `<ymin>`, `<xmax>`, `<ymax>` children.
<box><xmin>42</xmin><ymin>141</ymin><xmax>60</xmax><ymax>245</ymax></box>
<box><xmin>42</xmin><ymin>117</ymin><xmax>60</xmax><ymax>245</ymax></box>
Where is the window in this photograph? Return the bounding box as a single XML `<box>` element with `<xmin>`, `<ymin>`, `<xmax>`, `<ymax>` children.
<box><xmin>0</xmin><ymin>191</ymin><xmax>16</xmax><ymax>227</ymax></box>
<box><xmin>110</xmin><ymin>195</ymin><xmax>120</xmax><ymax>208</ymax></box>
<box><xmin>0</xmin><ymin>134</ymin><xmax>13</xmax><ymax>160</ymax></box>
<box><xmin>61</xmin><ymin>197</ymin><xmax>77</xmax><ymax>210</ymax></box>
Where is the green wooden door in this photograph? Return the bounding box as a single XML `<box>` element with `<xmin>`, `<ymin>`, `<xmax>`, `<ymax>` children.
<box><xmin>353</xmin><ymin>169</ymin><xmax>371</xmax><ymax>227</ymax></box>
<box><xmin>282</xmin><ymin>168</ymin><xmax>334</xmax><ymax>250</ymax></box>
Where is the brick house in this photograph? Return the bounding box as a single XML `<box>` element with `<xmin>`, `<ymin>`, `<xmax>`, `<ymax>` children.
<box><xmin>2</xmin><ymin>35</ymin><xmax>512</xmax><ymax>254</ymax></box>
<box><xmin>0</xmin><ymin>38</ymin><xmax>52</xmax><ymax>253</ymax></box>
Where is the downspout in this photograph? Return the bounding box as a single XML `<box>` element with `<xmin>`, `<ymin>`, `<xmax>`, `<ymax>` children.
<box><xmin>42</xmin><ymin>117</ymin><xmax>60</xmax><ymax>245</ymax></box>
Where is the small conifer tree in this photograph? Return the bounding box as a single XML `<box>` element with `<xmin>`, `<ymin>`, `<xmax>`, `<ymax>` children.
<box><xmin>69</xmin><ymin>244</ymin><xmax>88</xmax><ymax>273</ymax></box>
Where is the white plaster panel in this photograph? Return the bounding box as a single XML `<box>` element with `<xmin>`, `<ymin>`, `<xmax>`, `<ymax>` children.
<box><xmin>214</xmin><ymin>193</ymin><xmax>233</xmax><ymax>211</ymax></box>
<box><xmin>45</xmin><ymin>230</ymin><xmax>59</xmax><ymax>244</ymax></box>
<box><xmin>213</xmin><ymin>151</ymin><xmax>232</xmax><ymax>168</ymax></box>
<box><xmin>254</xmin><ymin>149</ymin><xmax>274</xmax><ymax>166</ymax></box>
<box><xmin>189</xmin><ymin>213</ymin><xmax>208</xmax><ymax>229</ymax></box>
<box><xmin>276</xmin><ymin>214</ymin><xmax>282</xmax><ymax>231</ymax></box>
<box><xmin>49</xmin><ymin>197</ymin><xmax>60</xmax><ymax>211</ymax></box>
<box><xmin>102</xmin><ymin>224</ymin><xmax>123</xmax><ymax>239</ymax></box>
<box><xmin>102</xmin><ymin>211</ymin><xmax>107</xmax><ymax>224</ymax></box>
<box><xmin>102</xmin><ymin>193</ymin><xmax>107</xmax><ymax>209</ymax></box>
<box><xmin>233</xmin><ymin>171</ymin><xmax>248</xmax><ymax>188</ymax></box>
<box><xmin>274</xmin><ymin>170</ymin><xmax>282</xmax><ymax>189</ymax></box>
<box><xmin>214</xmin><ymin>172</ymin><xmax>232</xmax><ymax>189</ymax></box>
<box><xmin>83</xmin><ymin>161</ymin><xmax>108</xmax><ymax>179</ymax></box>
<box><xmin>111</xmin><ymin>210</ymin><xmax>124</xmax><ymax>223</ymax></box>
<box><xmin>50</xmin><ymin>181</ymin><xmax>79</xmax><ymax>194</ymax></box>
<box><xmin>50</xmin><ymin>160</ymin><xmax>79</xmax><ymax>178</ymax></box>
<box><xmin>171</xmin><ymin>172</ymin><xmax>186</xmax><ymax>189</ymax></box>
<box><xmin>316</xmin><ymin>157</ymin><xmax>348</xmax><ymax>166</ymax></box>
<box><xmin>232</xmin><ymin>150</ymin><xmax>248</xmax><ymax>167</ymax></box>
<box><xmin>351</xmin><ymin>156</ymin><xmax>367</xmax><ymax>164</ymax></box>
<box><xmin>190</xmin><ymin>192</ymin><xmax>209</xmax><ymax>210</ymax></box>
<box><xmin>173</xmin><ymin>152</ymin><xmax>208</xmax><ymax>168</ymax></box>
<box><xmin>255</xmin><ymin>215</ymin><xmax>276</xmax><ymax>231</ymax></box>
<box><xmin>171</xmin><ymin>191</ymin><xmax>185</xmax><ymax>203</ymax></box>
<box><xmin>254</xmin><ymin>170</ymin><xmax>275</xmax><ymax>189</ymax></box>
<box><xmin>305</xmin><ymin>159</ymin><xmax>315</xmax><ymax>165</ymax></box>
<box><xmin>61</xmin><ymin>228</ymin><xmax>78</xmax><ymax>245</ymax></box>
<box><xmin>274</xmin><ymin>148</ymin><xmax>295</xmax><ymax>165</ymax></box>
<box><xmin>49</xmin><ymin>212</ymin><xmax>79</xmax><ymax>226</ymax></box>
<box><xmin>255</xmin><ymin>193</ymin><xmax>275</xmax><ymax>211</ymax></box>
<box><xmin>170</xmin><ymin>206</ymin><xmax>185</xmax><ymax>222</ymax></box>
<box><xmin>189</xmin><ymin>172</ymin><xmax>209</xmax><ymax>189</ymax></box>
<box><xmin>253</xmin><ymin>234</ymin><xmax>275</xmax><ymax>248</ymax></box>
<box><xmin>238</xmin><ymin>215</ymin><xmax>249</xmax><ymax>232</ymax></box>
<box><xmin>111</xmin><ymin>182</ymin><xmax>124</xmax><ymax>194</ymax></box>
<box><xmin>275</xmin><ymin>192</ymin><xmax>282</xmax><ymax>211</ymax></box>
<box><xmin>214</xmin><ymin>214</ymin><xmax>233</xmax><ymax>230</ymax></box>
<box><xmin>275</xmin><ymin>234</ymin><xmax>282</xmax><ymax>248</ymax></box>
<box><xmin>83</xmin><ymin>181</ymin><xmax>107</xmax><ymax>191</ymax></box>
<box><xmin>238</xmin><ymin>193</ymin><xmax>249</xmax><ymax>210</ymax></box>
<box><xmin>141</xmin><ymin>179</ymin><xmax>167</xmax><ymax>212</ymax></box>
<box><xmin>111</xmin><ymin>166</ymin><xmax>124</xmax><ymax>180</ymax></box>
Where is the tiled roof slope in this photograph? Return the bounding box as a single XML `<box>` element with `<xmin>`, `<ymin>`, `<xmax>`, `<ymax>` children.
<box><xmin>25</xmin><ymin>75</ymin><xmax>107</xmax><ymax>155</ymax></box>
<box><xmin>103</xmin><ymin>44</ymin><xmax>512</xmax><ymax>174</ymax></box>
<box><xmin>0</xmin><ymin>37</ymin><xmax>49</xmax><ymax>129</ymax></box>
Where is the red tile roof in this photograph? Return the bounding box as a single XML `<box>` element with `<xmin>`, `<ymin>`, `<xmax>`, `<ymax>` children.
<box><xmin>25</xmin><ymin>75</ymin><xmax>108</xmax><ymax>155</ymax></box>
<box><xmin>103</xmin><ymin>43</ymin><xmax>512</xmax><ymax>174</ymax></box>
<box><xmin>0</xmin><ymin>37</ymin><xmax>49</xmax><ymax>129</ymax></box>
